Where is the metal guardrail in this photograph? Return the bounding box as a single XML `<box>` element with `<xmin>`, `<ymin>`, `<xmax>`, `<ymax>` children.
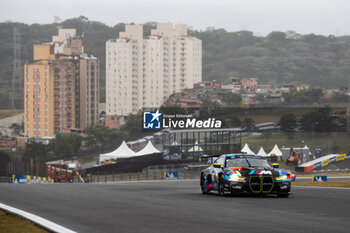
<box><xmin>0</xmin><ymin>176</ymin><xmax>12</xmax><ymax>183</ymax></box>
<box><xmin>0</xmin><ymin>165</ymin><xmax>206</xmax><ymax>184</ymax></box>
<box><xmin>83</xmin><ymin>167</ymin><xmax>202</xmax><ymax>183</ymax></box>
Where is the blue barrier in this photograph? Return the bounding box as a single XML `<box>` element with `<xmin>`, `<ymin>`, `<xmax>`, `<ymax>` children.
<box><xmin>346</xmin><ymin>154</ymin><xmax>350</xmax><ymax>160</ymax></box>
<box><xmin>164</xmin><ymin>172</ymin><xmax>179</xmax><ymax>180</ymax></box>
<box><xmin>13</xmin><ymin>175</ymin><xmax>28</xmax><ymax>184</ymax></box>
<box><xmin>313</xmin><ymin>176</ymin><xmax>327</xmax><ymax>182</ymax></box>
<box><xmin>329</xmin><ymin>156</ymin><xmax>336</xmax><ymax>164</ymax></box>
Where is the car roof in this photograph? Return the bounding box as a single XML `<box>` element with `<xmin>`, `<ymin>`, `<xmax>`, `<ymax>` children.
<box><xmin>223</xmin><ymin>154</ymin><xmax>260</xmax><ymax>159</ymax></box>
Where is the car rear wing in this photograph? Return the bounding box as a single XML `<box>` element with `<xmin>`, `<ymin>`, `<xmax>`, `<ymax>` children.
<box><xmin>199</xmin><ymin>154</ymin><xmax>220</xmax><ymax>164</ymax></box>
<box><xmin>200</xmin><ymin>154</ymin><xmax>220</xmax><ymax>158</ymax></box>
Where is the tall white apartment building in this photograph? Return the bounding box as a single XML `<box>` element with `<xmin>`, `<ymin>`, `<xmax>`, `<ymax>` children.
<box><xmin>106</xmin><ymin>23</ymin><xmax>202</xmax><ymax>117</ymax></box>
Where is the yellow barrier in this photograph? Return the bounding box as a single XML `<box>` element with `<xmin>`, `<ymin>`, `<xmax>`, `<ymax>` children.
<box><xmin>321</xmin><ymin>159</ymin><xmax>329</xmax><ymax>167</ymax></box>
<box><xmin>336</xmin><ymin>154</ymin><xmax>346</xmax><ymax>162</ymax></box>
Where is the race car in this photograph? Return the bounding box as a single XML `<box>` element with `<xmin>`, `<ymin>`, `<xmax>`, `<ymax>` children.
<box><xmin>200</xmin><ymin>154</ymin><xmax>292</xmax><ymax>197</ymax></box>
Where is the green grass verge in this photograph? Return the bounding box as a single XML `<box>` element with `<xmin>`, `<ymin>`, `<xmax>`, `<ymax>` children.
<box><xmin>0</xmin><ymin>210</ymin><xmax>47</xmax><ymax>233</ymax></box>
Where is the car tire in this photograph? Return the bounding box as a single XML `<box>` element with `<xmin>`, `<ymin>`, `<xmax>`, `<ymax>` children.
<box><xmin>200</xmin><ymin>174</ymin><xmax>208</xmax><ymax>194</ymax></box>
<box><xmin>218</xmin><ymin>176</ymin><xmax>225</xmax><ymax>196</ymax></box>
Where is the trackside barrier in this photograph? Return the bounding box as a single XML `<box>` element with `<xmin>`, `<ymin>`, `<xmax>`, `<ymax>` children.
<box><xmin>312</xmin><ymin>176</ymin><xmax>327</xmax><ymax>182</ymax></box>
<box><xmin>164</xmin><ymin>171</ymin><xmax>179</xmax><ymax>180</ymax></box>
<box><xmin>83</xmin><ymin>166</ymin><xmax>203</xmax><ymax>183</ymax></box>
<box><xmin>12</xmin><ymin>175</ymin><xmax>54</xmax><ymax>184</ymax></box>
<box><xmin>296</xmin><ymin>153</ymin><xmax>350</xmax><ymax>173</ymax></box>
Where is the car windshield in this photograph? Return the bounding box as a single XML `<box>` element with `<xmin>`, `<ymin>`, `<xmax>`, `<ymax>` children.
<box><xmin>246</xmin><ymin>158</ymin><xmax>272</xmax><ymax>169</ymax></box>
<box><xmin>226</xmin><ymin>158</ymin><xmax>249</xmax><ymax>167</ymax></box>
<box><xmin>226</xmin><ymin>158</ymin><xmax>272</xmax><ymax>169</ymax></box>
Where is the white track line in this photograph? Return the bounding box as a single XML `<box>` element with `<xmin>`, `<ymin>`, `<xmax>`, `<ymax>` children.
<box><xmin>0</xmin><ymin>203</ymin><xmax>76</xmax><ymax>233</ymax></box>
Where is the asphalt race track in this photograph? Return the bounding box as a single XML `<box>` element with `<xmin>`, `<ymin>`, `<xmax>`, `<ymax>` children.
<box><xmin>0</xmin><ymin>181</ymin><xmax>350</xmax><ymax>233</ymax></box>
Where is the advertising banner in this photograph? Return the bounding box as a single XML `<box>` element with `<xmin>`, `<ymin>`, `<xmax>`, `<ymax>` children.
<box><xmin>312</xmin><ymin>176</ymin><xmax>327</xmax><ymax>182</ymax></box>
<box><xmin>12</xmin><ymin>175</ymin><xmax>53</xmax><ymax>184</ymax></box>
<box><xmin>336</xmin><ymin>154</ymin><xmax>346</xmax><ymax>161</ymax></box>
<box><xmin>164</xmin><ymin>172</ymin><xmax>179</xmax><ymax>180</ymax></box>
<box><xmin>321</xmin><ymin>159</ymin><xmax>329</xmax><ymax>167</ymax></box>
<box><xmin>12</xmin><ymin>175</ymin><xmax>28</xmax><ymax>184</ymax></box>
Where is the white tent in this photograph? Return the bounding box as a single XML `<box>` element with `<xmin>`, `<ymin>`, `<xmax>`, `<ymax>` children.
<box><xmin>188</xmin><ymin>141</ymin><xmax>203</xmax><ymax>152</ymax></box>
<box><xmin>267</xmin><ymin>144</ymin><xmax>283</xmax><ymax>157</ymax></box>
<box><xmin>136</xmin><ymin>141</ymin><xmax>161</xmax><ymax>156</ymax></box>
<box><xmin>99</xmin><ymin>141</ymin><xmax>137</xmax><ymax>162</ymax></box>
<box><xmin>257</xmin><ymin>147</ymin><xmax>268</xmax><ymax>157</ymax></box>
<box><xmin>241</xmin><ymin>143</ymin><xmax>255</xmax><ymax>154</ymax></box>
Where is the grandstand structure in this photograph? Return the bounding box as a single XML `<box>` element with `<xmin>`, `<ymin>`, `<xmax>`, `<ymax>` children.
<box><xmin>162</xmin><ymin>128</ymin><xmax>243</xmax><ymax>158</ymax></box>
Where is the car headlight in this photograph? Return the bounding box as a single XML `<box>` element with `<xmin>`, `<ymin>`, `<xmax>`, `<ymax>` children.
<box><xmin>229</xmin><ymin>174</ymin><xmax>245</xmax><ymax>181</ymax></box>
<box><xmin>276</xmin><ymin>175</ymin><xmax>288</xmax><ymax>181</ymax></box>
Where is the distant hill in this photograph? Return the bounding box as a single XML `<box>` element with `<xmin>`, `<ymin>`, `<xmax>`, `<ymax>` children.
<box><xmin>1</xmin><ymin>16</ymin><xmax>350</xmax><ymax>109</ymax></box>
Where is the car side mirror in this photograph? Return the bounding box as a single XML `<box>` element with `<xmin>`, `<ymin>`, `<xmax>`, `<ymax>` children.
<box><xmin>213</xmin><ymin>163</ymin><xmax>222</xmax><ymax>168</ymax></box>
<box><xmin>272</xmin><ymin>163</ymin><xmax>279</xmax><ymax>168</ymax></box>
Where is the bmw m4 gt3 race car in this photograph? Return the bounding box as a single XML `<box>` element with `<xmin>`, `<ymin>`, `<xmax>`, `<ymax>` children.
<box><xmin>200</xmin><ymin>154</ymin><xmax>292</xmax><ymax>197</ymax></box>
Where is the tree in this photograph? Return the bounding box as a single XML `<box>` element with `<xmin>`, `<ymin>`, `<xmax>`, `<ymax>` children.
<box><xmin>160</xmin><ymin>105</ymin><xmax>186</xmax><ymax>115</ymax></box>
<box><xmin>10</xmin><ymin>123</ymin><xmax>23</xmax><ymax>135</ymax></box>
<box><xmin>300</xmin><ymin>106</ymin><xmax>341</xmax><ymax>132</ymax></box>
<box><xmin>267</xmin><ymin>31</ymin><xmax>286</xmax><ymax>42</ymax></box>
<box><xmin>120</xmin><ymin>114</ymin><xmax>143</xmax><ymax>139</ymax></box>
<box><xmin>284</xmin><ymin>88</ymin><xmax>325</xmax><ymax>105</ymax></box>
<box><xmin>222</xmin><ymin>93</ymin><xmax>242</xmax><ymax>106</ymax></box>
<box><xmin>226</xmin><ymin>116</ymin><xmax>242</xmax><ymax>127</ymax></box>
<box><xmin>279</xmin><ymin>113</ymin><xmax>297</xmax><ymax>139</ymax></box>
<box><xmin>52</xmin><ymin>134</ymin><xmax>82</xmax><ymax>159</ymax></box>
<box><xmin>24</xmin><ymin>141</ymin><xmax>49</xmax><ymax>160</ymax></box>
<box><xmin>279</xmin><ymin>113</ymin><xmax>297</xmax><ymax>132</ymax></box>
<box><xmin>241</xmin><ymin>117</ymin><xmax>255</xmax><ymax>132</ymax></box>
<box><xmin>255</xmin><ymin>94</ymin><xmax>267</xmax><ymax>104</ymax></box>
<box><xmin>260</xmin><ymin>130</ymin><xmax>272</xmax><ymax>142</ymax></box>
<box><xmin>83</xmin><ymin>125</ymin><xmax>119</xmax><ymax>145</ymax></box>
<box><xmin>199</xmin><ymin>97</ymin><xmax>221</xmax><ymax>116</ymax></box>
<box><xmin>329</xmin><ymin>92</ymin><xmax>350</xmax><ymax>103</ymax></box>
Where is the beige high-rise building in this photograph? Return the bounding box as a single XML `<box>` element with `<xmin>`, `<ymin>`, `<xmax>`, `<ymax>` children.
<box><xmin>106</xmin><ymin>23</ymin><xmax>202</xmax><ymax>117</ymax></box>
<box><xmin>24</xmin><ymin>29</ymin><xmax>99</xmax><ymax>138</ymax></box>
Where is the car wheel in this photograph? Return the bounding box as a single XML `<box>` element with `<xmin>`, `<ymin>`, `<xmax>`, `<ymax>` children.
<box><xmin>277</xmin><ymin>193</ymin><xmax>289</xmax><ymax>198</ymax></box>
<box><xmin>200</xmin><ymin>174</ymin><xmax>207</xmax><ymax>194</ymax></box>
<box><xmin>218</xmin><ymin>176</ymin><xmax>225</xmax><ymax>196</ymax></box>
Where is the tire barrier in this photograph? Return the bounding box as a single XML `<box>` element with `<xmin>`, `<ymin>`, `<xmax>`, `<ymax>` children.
<box><xmin>296</xmin><ymin>153</ymin><xmax>350</xmax><ymax>172</ymax></box>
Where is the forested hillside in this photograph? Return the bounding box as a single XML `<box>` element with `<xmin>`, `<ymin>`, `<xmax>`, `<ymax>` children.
<box><xmin>1</xmin><ymin>16</ymin><xmax>350</xmax><ymax>109</ymax></box>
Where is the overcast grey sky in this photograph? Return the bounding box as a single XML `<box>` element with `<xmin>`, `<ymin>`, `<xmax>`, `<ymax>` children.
<box><xmin>1</xmin><ymin>0</ymin><xmax>348</xmax><ymax>36</ymax></box>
